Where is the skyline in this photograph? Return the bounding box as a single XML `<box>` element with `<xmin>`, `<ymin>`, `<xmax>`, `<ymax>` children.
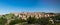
<box><xmin>0</xmin><ymin>0</ymin><xmax>60</xmax><ymax>14</ymax></box>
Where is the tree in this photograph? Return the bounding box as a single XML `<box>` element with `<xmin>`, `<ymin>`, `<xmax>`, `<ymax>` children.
<box><xmin>0</xmin><ymin>17</ymin><xmax>7</xmax><ymax>25</ymax></box>
<box><xmin>9</xmin><ymin>17</ymin><xmax>26</xmax><ymax>25</ymax></box>
<box><xmin>27</xmin><ymin>16</ymin><xmax>36</xmax><ymax>24</ymax></box>
<box><xmin>4</xmin><ymin>13</ymin><xmax>17</xmax><ymax>19</ymax></box>
<box><xmin>9</xmin><ymin>18</ymin><xmax>22</xmax><ymax>25</ymax></box>
<box><xmin>40</xmin><ymin>18</ymin><xmax>49</xmax><ymax>25</ymax></box>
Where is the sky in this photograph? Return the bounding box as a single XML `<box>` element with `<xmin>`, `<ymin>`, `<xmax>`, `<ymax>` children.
<box><xmin>0</xmin><ymin>0</ymin><xmax>60</xmax><ymax>14</ymax></box>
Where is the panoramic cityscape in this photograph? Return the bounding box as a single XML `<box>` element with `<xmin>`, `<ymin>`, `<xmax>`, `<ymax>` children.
<box><xmin>13</xmin><ymin>12</ymin><xmax>56</xmax><ymax>20</ymax></box>
<box><xmin>0</xmin><ymin>0</ymin><xmax>60</xmax><ymax>25</ymax></box>
<box><xmin>0</xmin><ymin>12</ymin><xmax>60</xmax><ymax>25</ymax></box>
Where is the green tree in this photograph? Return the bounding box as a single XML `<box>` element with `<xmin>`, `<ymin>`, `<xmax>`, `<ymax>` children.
<box><xmin>27</xmin><ymin>16</ymin><xmax>36</xmax><ymax>24</ymax></box>
<box><xmin>9</xmin><ymin>17</ymin><xmax>26</xmax><ymax>25</ymax></box>
<box><xmin>4</xmin><ymin>13</ymin><xmax>17</xmax><ymax>19</ymax></box>
<box><xmin>0</xmin><ymin>17</ymin><xmax>7</xmax><ymax>25</ymax></box>
<box><xmin>40</xmin><ymin>18</ymin><xmax>49</xmax><ymax>25</ymax></box>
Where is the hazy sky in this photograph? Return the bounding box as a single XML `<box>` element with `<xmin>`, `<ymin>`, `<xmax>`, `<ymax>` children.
<box><xmin>0</xmin><ymin>0</ymin><xmax>60</xmax><ymax>14</ymax></box>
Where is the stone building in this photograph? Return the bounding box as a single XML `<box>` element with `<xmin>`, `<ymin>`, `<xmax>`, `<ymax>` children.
<box><xmin>12</xmin><ymin>12</ymin><xmax>56</xmax><ymax>20</ymax></box>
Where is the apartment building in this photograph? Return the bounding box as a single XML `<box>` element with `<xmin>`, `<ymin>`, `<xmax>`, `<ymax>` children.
<box><xmin>13</xmin><ymin>12</ymin><xmax>56</xmax><ymax>20</ymax></box>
